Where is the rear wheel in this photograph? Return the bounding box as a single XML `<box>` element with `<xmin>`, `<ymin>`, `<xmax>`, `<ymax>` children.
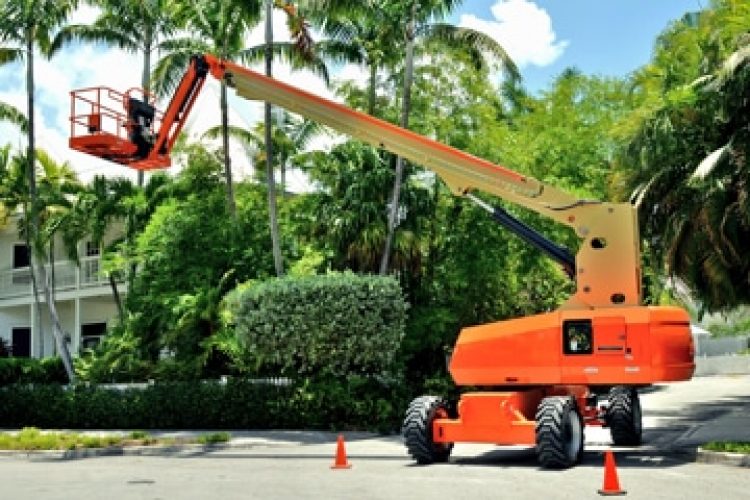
<box><xmin>607</xmin><ymin>386</ymin><xmax>642</xmax><ymax>446</ymax></box>
<box><xmin>402</xmin><ymin>395</ymin><xmax>453</xmax><ymax>464</ymax></box>
<box><xmin>535</xmin><ymin>396</ymin><xmax>584</xmax><ymax>469</ymax></box>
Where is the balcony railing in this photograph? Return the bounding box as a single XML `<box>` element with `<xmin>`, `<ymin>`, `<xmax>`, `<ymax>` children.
<box><xmin>0</xmin><ymin>256</ymin><xmax>111</xmax><ymax>300</ymax></box>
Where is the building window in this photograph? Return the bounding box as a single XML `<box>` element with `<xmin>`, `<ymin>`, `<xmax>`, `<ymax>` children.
<box><xmin>85</xmin><ymin>241</ymin><xmax>100</xmax><ymax>257</ymax></box>
<box><xmin>12</xmin><ymin>244</ymin><xmax>30</xmax><ymax>269</ymax></box>
<box><xmin>563</xmin><ymin>320</ymin><xmax>593</xmax><ymax>355</ymax></box>
<box><xmin>11</xmin><ymin>327</ymin><xmax>31</xmax><ymax>358</ymax></box>
<box><xmin>80</xmin><ymin>322</ymin><xmax>107</xmax><ymax>351</ymax></box>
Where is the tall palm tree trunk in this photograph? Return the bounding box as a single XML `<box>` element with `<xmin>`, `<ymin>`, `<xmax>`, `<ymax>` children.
<box><xmin>265</xmin><ymin>0</ymin><xmax>284</xmax><ymax>276</ymax></box>
<box><xmin>367</xmin><ymin>62</ymin><xmax>377</xmax><ymax>116</ymax></box>
<box><xmin>220</xmin><ymin>81</ymin><xmax>237</xmax><ymax>218</ymax></box>
<box><xmin>24</xmin><ymin>206</ymin><xmax>45</xmax><ymax>357</ymax></box>
<box><xmin>108</xmin><ymin>273</ymin><xmax>124</xmax><ymax>323</ymax></box>
<box><xmin>25</xmin><ymin>29</ymin><xmax>75</xmax><ymax>382</ymax></box>
<box><xmin>380</xmin><ymin>4</ymin><xmax>417</xmax><ymax>275</ymax></box>
<box><xmin>137</xmin><ymin>31</ymin><xmax>153</xmax><ymax>188</ymax></box>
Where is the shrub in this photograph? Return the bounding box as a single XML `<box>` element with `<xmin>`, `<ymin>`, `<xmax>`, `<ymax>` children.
<box><xmin>0</xmin><ymin>358</ymin><xmax>67</xmax><ymax>385</ymax></box>
<box><xmin>198</xmin><ymin>431</ymin><xmax>231</xmax><ymax>444</ymax></box>
<box><xmin>0</xmin><ymin>377</ymin><xmax>407</xmax><ymax>433</ymax></box>
<box><xmin>231</xmin><ymin>273</ymin><xmax>407</xmax><ymax>378</ymax></box>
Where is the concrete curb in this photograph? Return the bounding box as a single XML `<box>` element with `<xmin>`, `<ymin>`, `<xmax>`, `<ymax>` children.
<box><xmin>696</xmin><ymin>447</ymin><xmax>750</xmax><ymax>468</ymax></box>
<box><xmin>0</xmin><ymin>430</ymin><xmax>382</xmax><ymax>461</ymax></box>
<box><xmin>0</xmin><ymin>442</ymin><xmax>244</xmax><ymax>460</ymax></box>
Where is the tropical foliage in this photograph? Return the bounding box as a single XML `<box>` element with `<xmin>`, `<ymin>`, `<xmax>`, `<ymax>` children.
<box><xmin>614</xmin><ymin>0</ymin><xmax>750</xmax><ymax>311</ymax></box>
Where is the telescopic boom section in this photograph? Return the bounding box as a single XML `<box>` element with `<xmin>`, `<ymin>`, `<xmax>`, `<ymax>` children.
<box><xmin>202</xmin><ymin>55</ymin><xmax>641</xmax><ymax>310</ymax></box>
<box><xmin>69</xmin><ymin>54</ymin><xmax>643</xmax><ymax>311</ymax></box>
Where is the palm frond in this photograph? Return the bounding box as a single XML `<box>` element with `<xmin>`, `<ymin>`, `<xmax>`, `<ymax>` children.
<box><xmin>0</xmin><ymin>101</ymin><xmax>28</xmax><ymax>133</ymax></box>
<box><xmin>239</xmin><ymin>42</ymin><xmax>330</xmax><ymax>86</ymax></box>
<box><xmin>419</xmin><ymin>23</ymin><xmax>520</xmax><ymax>81</ymax></box>
<box><xmin>49</xmin><ymin>24</ymin><xmax>138</xmax><ymax>56</ymax></box>
<box><xmin>315</xmin><ymin>39</ymin><xmax>365</xmax><ymax>66</ymax></box>
<box><xmin>150</xmin><ymin>47</ymin><xmax>206</xmax><ymax>98</ymax></box>
<box><xmin>0</xmin><ymin>47</ymin><xmax>23</xmax><ymax>65</ymax></box>
<box><xmin>704</xmin><ymin>43</ymin><xmax>750</xmax><ymax>91</ymax></box>
<box><xmin>202</xmin><ymin>125</ymin><xmax>262</xmax><ymax>152</ymax></box>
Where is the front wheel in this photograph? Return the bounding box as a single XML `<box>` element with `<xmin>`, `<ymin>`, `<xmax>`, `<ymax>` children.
<box><xmin>402</xmin><ymin>395</ymin><xmax>453</xmax><ymax>464</ymax></box>
<box><xmin>535</xmin><ymin>396</ymin><xmax>584</xmax><ymax>469</ymax></box>
<box><xmin>606</xmin><ymin>386</ymin><xmax>642</xmax><ymax>446</ymax></box>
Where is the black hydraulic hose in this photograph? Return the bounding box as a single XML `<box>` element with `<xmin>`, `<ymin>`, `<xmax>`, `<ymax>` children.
<box><xmin>465</xmin><ymin>194</ymin><xmax>576</xmax><ymax>279</ymax></box>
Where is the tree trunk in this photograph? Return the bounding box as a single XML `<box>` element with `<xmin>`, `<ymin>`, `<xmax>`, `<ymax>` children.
<box><xmin>367</xmin><ymin>62</ymin><xmax>378</xmax><ymax>116</ymax></box>
<box><xmin>26</xmin><ymin>30</ymin><xmax>75</xmax><ymax>382</ymax></box>
<box><xmin>266</xmin><ymin>0</ymin><xmax>284</xmax><ymax>276</ymax></box>
<box><xmin>108</xmin><ymin>273</ymin><xmax>124</xmax><ymax>324</ymax></box>
<box><xmin>49</xmin><ymin>239</ymin><xmax>55</xmax><ymax>306</ymax></box>
<box><xmin>220</xmin><ymin>81</ymin><xmax>237</xmax><ymax>218</ymax></box>
<box><xmin>137</xmin><ymin>33</ymin><xmax>153</xmax><ymax>188</ymax></box>
<box><xmin>24</xmin><ymin>206</ymin><xmax>45</xmax><ymax>357</ymax></box>
<box><xmin>380</xmin><ymin>5</ymin><xmax>417</xmax><ymax>275</ymax></box>
<box><xmin>37</xmin><ymin>263</ymin><xmax>75</xmax><ymax>381</ymax></box>
<box><xmin>280</xmin><ymin>152</ymin><xmax>287</xmax><ymax>199</ymax></box>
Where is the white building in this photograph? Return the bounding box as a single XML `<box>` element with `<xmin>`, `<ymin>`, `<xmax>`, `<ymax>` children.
<box><xmin>0</xmin><ymin>216</ymin><xmax>124</xmax><ymax>358</ymax></box>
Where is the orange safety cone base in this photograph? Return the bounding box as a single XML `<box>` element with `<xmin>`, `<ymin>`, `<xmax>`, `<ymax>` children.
<box><xmin>597</xmin><ymin>488</ymin><xmax>627</xmax><ymax>496</ymax></box>
<box><xmin>331</xmin><ymin>464</ymin><xmax>353</xmax><ymax>470</ymax></box>
<box><xmin>331</xmin><ymin>434</ymin><xmax>352</xmax><ymax>469</ymax></box>
<box><xmin>597</xmin><ymin>450</ymin><xmax>626</xmax><ymax>496</ymax></box>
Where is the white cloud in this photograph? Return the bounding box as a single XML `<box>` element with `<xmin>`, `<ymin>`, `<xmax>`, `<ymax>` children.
<box><xmin>459</xmin><ymin>0</ymin><xmax>568</xmax><ymax>68</ymax></box>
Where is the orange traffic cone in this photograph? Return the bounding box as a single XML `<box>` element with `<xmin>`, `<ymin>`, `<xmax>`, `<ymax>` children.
<box><xmin>598</xmin><ymin>450</ymin><xmax>626</xmax><ymax>496</ymax></box>
<box><xmin>331</xmin><ymin>434</ymin><xmax>352</xmax><ymax>469</ymax></box>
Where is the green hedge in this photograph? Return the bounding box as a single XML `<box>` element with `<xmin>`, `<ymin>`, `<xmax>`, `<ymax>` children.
<box><xmin>0</xmin><ymin>358</ymin><xmax>68</xmax><ymax>385</ymax></box>
<box><xmin>231</xmin><ymin>273</ymin><xmax>407</xmax><ymax>377</ymax></box>
<box><xmin>0</xmin><ymin>377</ymin><xmax>407</xmax><ymax>433</ymax></box>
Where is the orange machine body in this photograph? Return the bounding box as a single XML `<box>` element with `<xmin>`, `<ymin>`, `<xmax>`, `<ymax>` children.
<box><xmin>450</xmin><ymin>305</ymin><xmax>694</xmax><ymax>387</ymax></box>
<box><xmin>433</xmin><ymin>305</ymin><xmax>694</xmax><ymax>445</ymax></box>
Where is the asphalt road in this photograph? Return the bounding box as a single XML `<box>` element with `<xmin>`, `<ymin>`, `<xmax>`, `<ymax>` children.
<box><xmin>2</xmin><ymin>375</ymin><xmax>749</xmax><ymax>500</ymax></box>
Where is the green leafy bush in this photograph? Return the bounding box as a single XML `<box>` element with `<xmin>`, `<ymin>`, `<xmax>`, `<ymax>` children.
<box><xmin>0</xmin><ymin>358</ymin><xmax>67</xmax><ymax>385</ymax></box>
<box><xmin>0</xmin><ymin>377</ymin><xmax>406</xmax><ymax>433</ymax></box>
<box><xmin>198</xmin><ymin>431</ymin><xmax>231</xmax><ymax>444</ymax></box>
<box><xmin>231</xmin><ymin>273</ymin><xmax>407</xmax><ymax>378</ymax></box>
<box><xmin>703</xmin><ymin>441</ymin><xmax>750</xmax><ymax>454</ymax></box>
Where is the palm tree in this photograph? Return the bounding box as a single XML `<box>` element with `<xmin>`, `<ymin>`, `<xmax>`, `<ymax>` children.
<box><xmin>154</xmin><ymin>0</ymin><xmax>321</xmax><ymax>275</ymax></box>
<box><xmin>297</xmin><ymin>140</ymin><xmax>427</xmax><ymax>274</ymax></box>
<box><xmin>151</xmin><ymin>0</ymin><xmax>263</xmax><ymax>219</ymax></box>
<box><xmin>203</xmin><ymin>110</ymin><xmax>325</xmax><ymax>193</ymax></box>
<box><xmin>309</xmin><ymin>1</ymin><xmax>400</xmax><ymax>116</ymax></box>
<box><xmin>617</xmin><ymin>12</ymin><xmax>750</xmax><ymax>312</ymax></box>
<box><xmin>51</xmin><ymin>0</ymin><xmax>181</xmax><ymax>187</ymax></box>
<box><xmin>0</xmin><ymin>102</ymin><xmax>28</xmax><ymax>132</ymax></box>
<box><xmin>254</xmin><ymin>0</ymin><xmax>321</xmax><ymax>276</ymax></box>
<box><xmin>58</xmin><ymin>175</ymin><xmax>138</xmax><ymax>322</ymax></box>
<box><xmin>0</xmin><ymin>0</ymin><xmax>77</xmax><ymax>380</ymax></box>
<box><xmin>378</xmin><ymin>0</ymin><xmax>519</xmax><ymax>274</ymax></box>
<box><xmin>33</xmin><ymin>150</ymin><xmax>81</xmax><ymax>321</ymax></box>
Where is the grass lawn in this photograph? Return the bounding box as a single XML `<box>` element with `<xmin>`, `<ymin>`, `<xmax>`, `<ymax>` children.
<box><xmin>0</xmin><ymin>427</ymin><xmax>230</xmax><ymax>451</ymax></box>
<box><xmin>703</xmin><ymin>441</ymin><xmax>750</xmax><ymax>454</ymax></box>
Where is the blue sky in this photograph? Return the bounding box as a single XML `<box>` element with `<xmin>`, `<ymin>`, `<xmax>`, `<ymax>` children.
<box><xmin>454</xmin><ymin>0</ymin><xmax>701</xmax><ymax>93</ymax></box>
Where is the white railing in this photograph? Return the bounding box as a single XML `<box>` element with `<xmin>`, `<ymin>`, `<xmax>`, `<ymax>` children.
<box><xmin>0</xmin><ymin>256</ymin><xmax>111</xmax><ymax>300</ymax></box>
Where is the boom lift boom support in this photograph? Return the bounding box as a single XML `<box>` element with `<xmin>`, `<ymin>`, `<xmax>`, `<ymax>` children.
<box><xmin>69</xmin><ymin>54</ymin><xmax>694</xmax><ymax>469</ymax></box>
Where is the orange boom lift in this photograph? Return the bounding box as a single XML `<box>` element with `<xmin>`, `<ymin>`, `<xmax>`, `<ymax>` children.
<box><xmin>70</xmin><ymin>54</ymin><xmax>694</xmax><ymax>468</ymax></box>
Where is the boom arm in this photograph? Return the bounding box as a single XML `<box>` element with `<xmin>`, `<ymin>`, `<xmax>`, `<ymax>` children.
<box><xmin>69</xmin><ymin>54</ymin><xmax>643</xmax><ymax>311</ymax></box>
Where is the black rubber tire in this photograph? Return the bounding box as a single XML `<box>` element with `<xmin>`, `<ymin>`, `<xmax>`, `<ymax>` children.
<box><xmin>402</xmin><ymin>395</ymin><xmax>453</xmax><ymax>465</ymax></box>
<box><xmin>606</xmin><ymin>386</ymin><xmax>642</xmax><ymax>446</ymax></box>
<box><xmin>535</xmin><ymin>396</ymin><xmax>584</xmax><ymax>469</ymax></box>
